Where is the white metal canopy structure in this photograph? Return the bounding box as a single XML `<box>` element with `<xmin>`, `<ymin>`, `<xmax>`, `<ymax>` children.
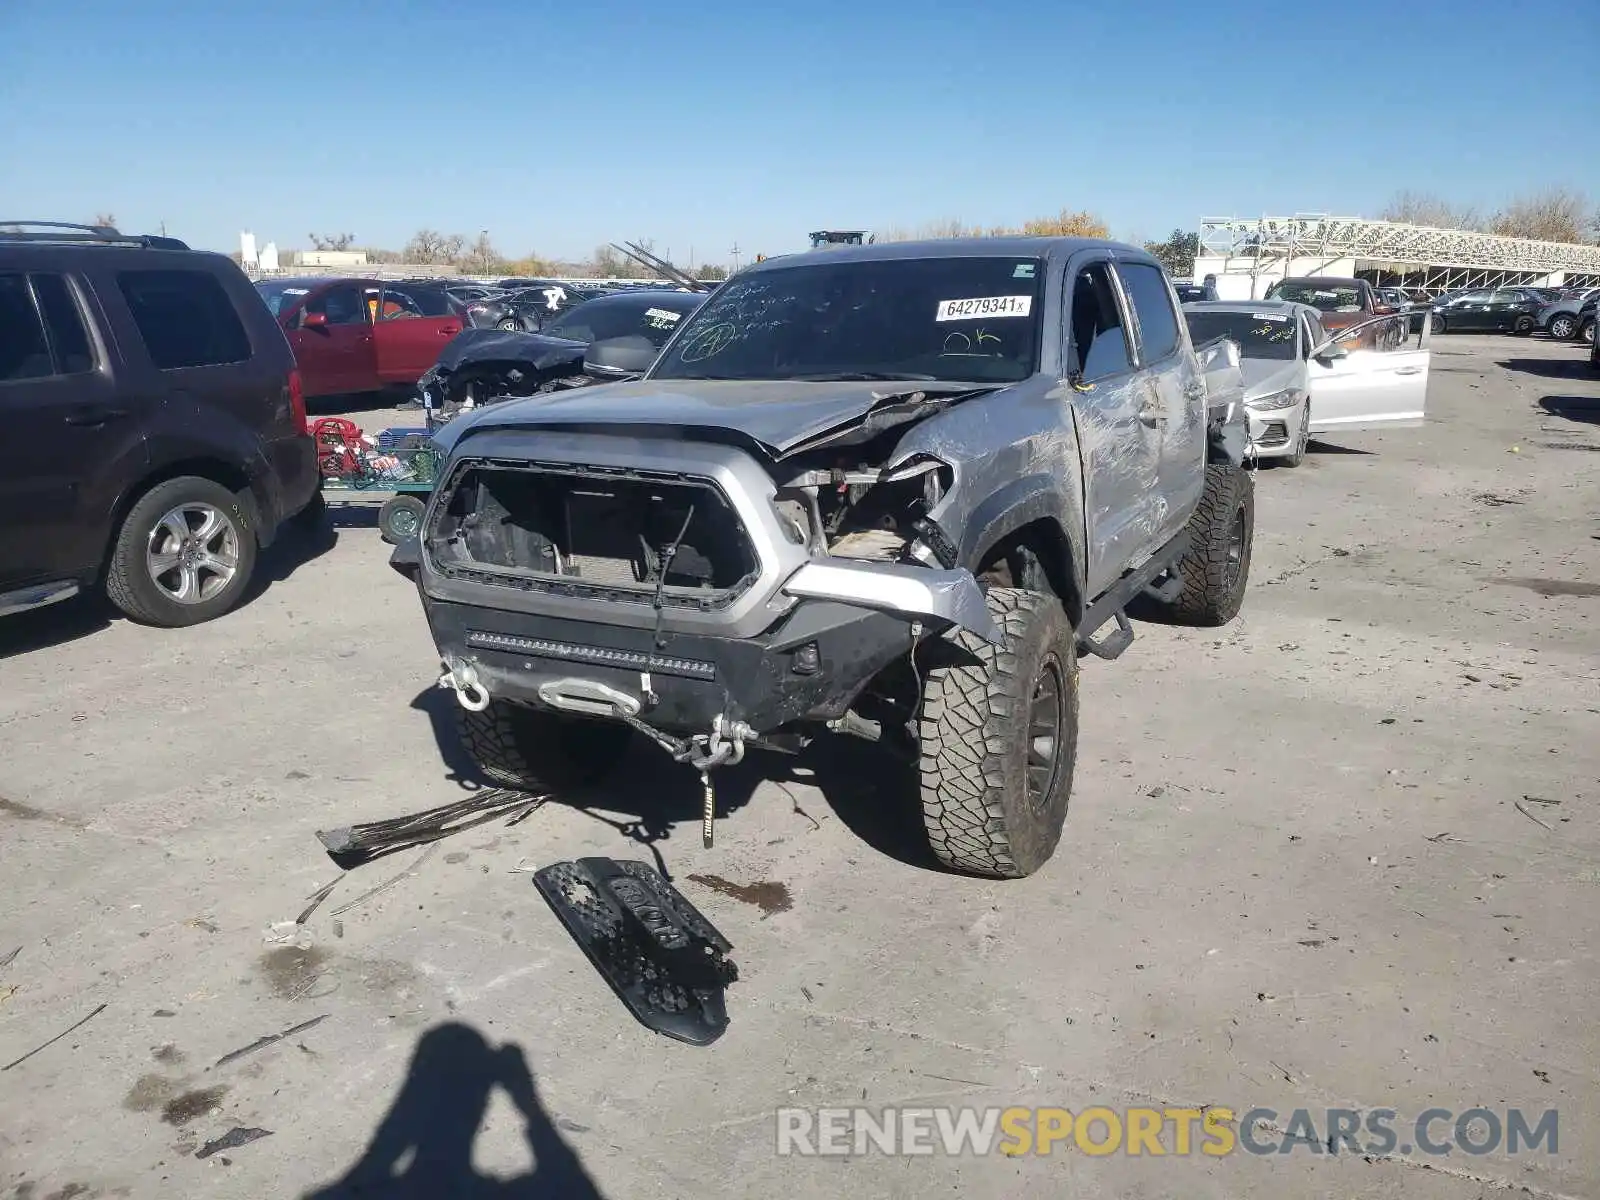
<box><xmin>1195</xmin><ymin>214</ymin><xmax>1600</xmax><ymax>299</ymax></box>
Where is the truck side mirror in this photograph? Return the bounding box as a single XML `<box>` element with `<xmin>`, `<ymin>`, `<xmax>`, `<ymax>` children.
<box><xmin>584</xmin><ymin>335</ymin><xmax>657</xmax><ymax>380</ymax></box>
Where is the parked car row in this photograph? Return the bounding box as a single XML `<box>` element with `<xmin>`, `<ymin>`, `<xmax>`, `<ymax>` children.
<box><xmin>1182</xmin><ymin>301</ymin><xmax>1427</xmax><ymax>467</ymax></box>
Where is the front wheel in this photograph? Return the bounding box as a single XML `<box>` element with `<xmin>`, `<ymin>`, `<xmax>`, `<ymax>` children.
<box><xmin>1548</xmin><ymin>314</ymin><xmax>1577</xmax><ymax>340</ymax></box>
<box><xmin>1167</xmin><ymin>463</ymin><xmax>1254</xmax><ymax>626</ymax></box>
<box><xmin>1281</xmin><ymin>404</ymin><xmax>1310</xmax><ymax>468</ymax></box>
<box><xmin>1580</xmin><ymin>319</ymin><xmax>1596</xmax><ymax>346</ymax></box>
<box><xmin>1514</xmin><ymin>315</ymin><xmax>1535</xmax><ymax>335</ymax></box>
<box><xmin>105</xmin><ymin>476</ymin><xmax>258</xmax><ymax>627</ymax></box>
<box><xmin>377</xmin><ymin>494</ymin><xmax>426</xmax><ymax>544</ymax></box>
<box><xmin>1430</xmin><ymin>313</ymin><xmax>1446</xmax><ymax>335</ymax></box>
<box><xmin>459</xmin><ymin>700</ymin><xmax>632</xmax><ymax>792</ymax></box>
<box><xmin>917</xmin><ymin>587</ymin><xmax>1079</xmax><ymax>879</ymax></box>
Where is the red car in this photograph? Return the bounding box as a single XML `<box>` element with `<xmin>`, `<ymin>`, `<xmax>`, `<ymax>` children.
<box><xmin>254</xmin><ymin>277</ymin><xmax>465</xmax><ymax>397</ymax></box>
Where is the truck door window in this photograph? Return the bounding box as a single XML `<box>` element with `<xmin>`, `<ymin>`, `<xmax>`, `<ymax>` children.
<box><xmin>1117</xmin><ymin>263</ymin><xmax>1180</xmax><ymax>363</ymax></box>
<box><xmin>0</xmin><ymin>274</ymin><xmax>54</xmax><ymax>382</ymax></box>
<box><xmin>1069</xmin><ymin>263</ymin><xmax>1131</xmax><ymax>382</ymax></box>
<box><xmin>306</xmin><ymin>285</ymin><xmax>367</xmax><ymax>326</ymax></box>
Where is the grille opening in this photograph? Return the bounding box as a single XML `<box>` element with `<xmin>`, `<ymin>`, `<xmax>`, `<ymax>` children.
<box><xmin>432</xmin><ymin>463</ymin><xmax>758</xmax><ymax>603</ymax></box>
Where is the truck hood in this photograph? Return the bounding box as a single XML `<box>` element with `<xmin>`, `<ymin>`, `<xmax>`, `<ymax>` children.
<box><xmin>1239</xmin><ymin>359</ymin><xmax>1304</xmax><ymax>401</ymax></box>
<box><xmin>433</xmin><ymin>378</ymin><xmax>993</xmax><ymax>459</ymax></box>
<box><xmin>431</xmin><ymin>326</ymin><xmax>587</xmax><ymax>374</ymax></box>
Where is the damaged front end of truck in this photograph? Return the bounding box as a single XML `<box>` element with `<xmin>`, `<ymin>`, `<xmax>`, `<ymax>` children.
<box><xmin>391</xmin><ymin>381</ymin><xmax>1006</xmax><ymax>841</ymax></box>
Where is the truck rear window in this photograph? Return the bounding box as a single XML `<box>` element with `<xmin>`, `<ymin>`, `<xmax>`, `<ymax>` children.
<box><xmin>119</xmin><ymin>270</ymin><xmax>251</xmax><ymax>370</ymax></box>
<box><xmin>651</xmin><ymin>256</ymin><xmax>1045</xmax><ymax>384</ymax></box>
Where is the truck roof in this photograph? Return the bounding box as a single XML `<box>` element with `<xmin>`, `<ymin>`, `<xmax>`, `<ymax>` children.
<box><xmin>748</xmin><ymin>236</ymin><xmax>1155</xmax><ymax>271</ymax></box>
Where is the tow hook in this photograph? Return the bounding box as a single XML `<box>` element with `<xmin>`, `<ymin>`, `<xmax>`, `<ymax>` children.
<box><xmin>610</xmin><ymin>708</ymin><xmax>753</xmax><ymax>849</ymax></box>
<box><xmin>438</xmin><ymin>657</ymin><xmax>490</xmax><ymax>712</ymax></box>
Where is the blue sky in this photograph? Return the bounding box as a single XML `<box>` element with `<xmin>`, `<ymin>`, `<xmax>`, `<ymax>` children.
<box><xmin>2</xmin><ymin>0</ymin><xmax>1597</xmax><ymax>263</ymax></box>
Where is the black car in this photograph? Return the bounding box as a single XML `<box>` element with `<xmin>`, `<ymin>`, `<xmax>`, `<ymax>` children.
<box><xmin>1428</xmin><ymin>288</ymin><xmax>1542</xmax><ymax>334</ymax></box>
<box><xmin>0</xmin><ymin>221</ymin><xmax>319</xmax><ymax>627</ymax></box>
<box><xmin>1575</xmin><ymin>296</ymin><xmax>1597</xmax><ymax>345</ymax></box>
<box><xmin>416</xmin><ymin>289</ymin><xmax>707</xmax><ymax>412</ymax></box>
<box><xmin>462</xmin><ymin>281</ymin><xmax>604</xmax><ymax>332</ymax></box>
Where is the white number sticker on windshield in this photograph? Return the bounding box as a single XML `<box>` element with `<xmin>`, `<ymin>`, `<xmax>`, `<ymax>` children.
<box><xmin>1251</xmin><ymin>312</ymin><xmax>1289</xmax><ymax>321</ymax></box>
<box><xmin>644</xmin><ymin>307</ymin><xmax>682</xmax><ymax>329</ymax></box>
<box><xmin>935</xmin><ymin>295</ymin><xmax>1032</xmax><ymax>321</ymax></box>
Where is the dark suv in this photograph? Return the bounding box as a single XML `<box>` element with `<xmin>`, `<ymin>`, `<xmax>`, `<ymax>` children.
<box><xmin>0</xmin><ymin>222</ymin><xmax>320</xmax><ymax>628</ymax></box>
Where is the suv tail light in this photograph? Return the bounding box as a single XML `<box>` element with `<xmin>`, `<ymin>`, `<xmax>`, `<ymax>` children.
<box><xmin>288</xmin><ymin>368</ymin><xmax>308</xmax><ymax>435</ymax></box>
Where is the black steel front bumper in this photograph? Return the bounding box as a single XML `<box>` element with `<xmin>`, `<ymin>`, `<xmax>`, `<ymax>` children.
<box><xmin>421</xmin><ymin>594</ymin><xmax>919</xmax><ymax>735</ymax></box>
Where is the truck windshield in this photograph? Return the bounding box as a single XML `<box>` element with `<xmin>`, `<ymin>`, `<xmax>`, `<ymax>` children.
<box><xmin>1266</xmin><ymin>282</ymin><xmax>1363</xmax><ymax>313</ymax></box>
<box><xmin>1184</xmin><ymin>310</ymin><xmax>1300</xmax><ymax>361</ymax></box>
<box><xmin>650</xmin><ymin>256</ymin><xmax>1045</xmax><ymax>384</ymax></box>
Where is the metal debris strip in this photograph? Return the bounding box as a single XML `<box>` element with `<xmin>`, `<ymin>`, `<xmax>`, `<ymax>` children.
<box><xmin>1514</xmin><ymin>800</ymin><xmax>1556</xmax><ymax>832</ymax></box>
<box><xmin>2</xmin><ymin>1002</ymin><xmax>107</xmax><ymax>1071</ymax></box>
<box><xmin>195</xmin><ymin>1127</ymin><xmax>273</xmax><ymax>1159</ymax></box>
<box><xmin>214</xmin><ymin>1014</ymin><xmax>329</xmax><ymax>1068</ymax></box>
<box><xmin>330</xmin><ymin>845</ymin><xmax>440</xmax><ymax>918</ymax></box>
<box><xmin>0</xmin><ymin>947</ymin><xmax>19</xmax><ymax>970</ymax></box>
<box><xmin>315</xmin><ymin>788</ymin><xmax>547</xmax><ymax>867</ymax></box>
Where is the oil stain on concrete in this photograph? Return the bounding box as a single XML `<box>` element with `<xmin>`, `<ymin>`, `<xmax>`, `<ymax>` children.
<box><xmin>687</xmin><ymin>874</ymin><xmax>793</xmax><ymax>917</ymax></box>
<box><xmin>122</xmin><ymin>1075</ymin><xmax>228</xmax><ymax>1126</ymax></box>
<box><xmin>1495</xmin><ymin>577</ymin><xmax>1600</xmax><ymax>598</ymax></box>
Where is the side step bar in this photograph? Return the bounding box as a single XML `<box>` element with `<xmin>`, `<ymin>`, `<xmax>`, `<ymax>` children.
<box><xmin>0</xmin><ymin>580</ymin><xmax>80</xmax><ymax>619</ymax></box>
<box><xmin>1075</xmin><ymin>532</ymin><xmax>1189</xmax><ymax>662</ymax></box>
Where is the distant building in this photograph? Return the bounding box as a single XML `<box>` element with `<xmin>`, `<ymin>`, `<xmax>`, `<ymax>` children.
<box><xmin>293</xmin><ymin>249</ymin><xmax>369</xmax><ymax>267</ymax></box>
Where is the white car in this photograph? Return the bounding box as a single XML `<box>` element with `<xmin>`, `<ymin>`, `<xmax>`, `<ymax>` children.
<box><xmin>1183</xmin><ymin>301</ymin><xmax>1429</xmax><ymax>467</ymax></box>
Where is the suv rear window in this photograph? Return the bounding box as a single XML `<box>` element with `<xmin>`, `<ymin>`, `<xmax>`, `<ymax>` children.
<box><xmin>119</xmin><ymin>270</ymin><xmax>252</xmax><ymax>369</ymax></box>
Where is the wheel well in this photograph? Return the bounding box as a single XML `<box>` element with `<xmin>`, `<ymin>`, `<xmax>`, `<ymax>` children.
<box><xmin>97</xmin><ymin>458</ymin><xmax>256</xmax><ymax>582</ymax></box>
<box><xmin>975</xmin><ymin>519</ymin><xmax>1082</xmax><ymax>627</ymax></box>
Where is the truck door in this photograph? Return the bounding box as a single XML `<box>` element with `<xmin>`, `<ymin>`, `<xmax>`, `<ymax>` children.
<box><xmin>372</xmin><ymin>284</ymin><xmax>464</xmax><ymax>385</ymax></box>
<box><xmin>286</xmin><ymin>282</ymin><xmax>377</xmax><ymax>396</ymax></box>
<box><xmin>1116</xmin><ymin>260</ymin><xmax>1205</xmax><ymax>540</ymax></box>
<box><xmin>1066</xmin><ymin>261</ymin><xmax>1162</xmax><ymax>599</ymax></box>
<box><xmin>1307</xmin><ymin>316</ymin><xmax>1428</xmax><ymax>433</ymax></box>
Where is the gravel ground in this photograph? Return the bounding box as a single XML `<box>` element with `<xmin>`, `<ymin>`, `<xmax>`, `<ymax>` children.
<box><xmin>1</xmin><ymin>334</ymin><xmax>1596</xmax><ymax>1200</ymax></box>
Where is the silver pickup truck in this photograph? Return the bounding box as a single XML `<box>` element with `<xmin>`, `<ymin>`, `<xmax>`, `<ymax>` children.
<box><xmin>392</xmin><ymin>238</ymin><xmax>1251</xmax><ymax>879</ymax></box>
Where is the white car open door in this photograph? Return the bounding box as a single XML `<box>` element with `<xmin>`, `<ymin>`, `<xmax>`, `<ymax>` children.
<box><xmin>1306</xmin><ymin>314</ymin><xmax>1428</xmax><ymax>433</ymax></box>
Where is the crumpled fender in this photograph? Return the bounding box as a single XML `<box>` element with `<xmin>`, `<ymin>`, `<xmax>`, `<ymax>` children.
<box><xmin>780</xmin><ymin>560</ymin><xmax>1001</xmax><ymax>645</ymax></box>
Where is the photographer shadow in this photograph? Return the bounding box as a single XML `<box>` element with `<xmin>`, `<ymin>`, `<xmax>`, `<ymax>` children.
<box><xmin>304</xmin><ymin>1021</ymin><xmax>604</xmax><ymax>1200</ymax></box>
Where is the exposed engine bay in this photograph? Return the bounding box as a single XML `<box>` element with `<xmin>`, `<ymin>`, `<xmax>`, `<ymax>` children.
<box><xmin>428</xmin><ymin>462</ymin><xmax>760</xmax><ymax>607</ymax></box>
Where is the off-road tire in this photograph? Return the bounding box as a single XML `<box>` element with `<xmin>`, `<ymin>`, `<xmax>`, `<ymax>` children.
<box><xmin>105</xmin><ymin>476</ymin><xmax>258</xmax><ymax>627</ymax></box>
<box><xmin>459</xmin><ymin>699</ymin><xmax>631</xmax><ymax>792</ymax></box>
<box><xmin>916</xmin><ymin>587</ymin><xmax>1079</xmax><ymax>879</ymax></box>
<box><xmin>1168</xmin><ymin>463</ymin><xmax>1253</xmax><ymax>626</ymax></box>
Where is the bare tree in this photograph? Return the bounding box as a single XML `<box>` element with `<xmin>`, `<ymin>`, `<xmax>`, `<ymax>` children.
<box><xmin>308</xmin><ymin>231</ymin><xmax>356</xmax><ymax>251</ymax></box>
<box><xmin>1488</xmin><ymin>187</ymin><xmax>1596</xmax><ymax>244</ymax></box>
<box><xmin>404</xmin><ymin>229</ymin><xmax>466</xmax><ymax>264</ymax></box>
<box><xmin>460</xmin><ymin>232</ymin><xmax>504</xmax><ymax>273</ymax></box>
<box><xmin>590</xmin><ymin>244</ymin><xmax>631</xmax><ymax>277</ymax></box>
<box><xmin>1380</xmin><ymin>191</ymin><xmax>1484</xmax><ymax>231</ymax></box>
<box><xmin>92</xmin><ymin>212</ymin><xmax>117</xmax><ymax>229</ymax></box>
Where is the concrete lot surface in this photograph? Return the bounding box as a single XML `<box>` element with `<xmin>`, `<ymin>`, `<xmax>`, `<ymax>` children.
<box><xmin>1</xmin><ymin>336</ymin><xmax>1596</xmax><ymax>1199</ymax></box>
